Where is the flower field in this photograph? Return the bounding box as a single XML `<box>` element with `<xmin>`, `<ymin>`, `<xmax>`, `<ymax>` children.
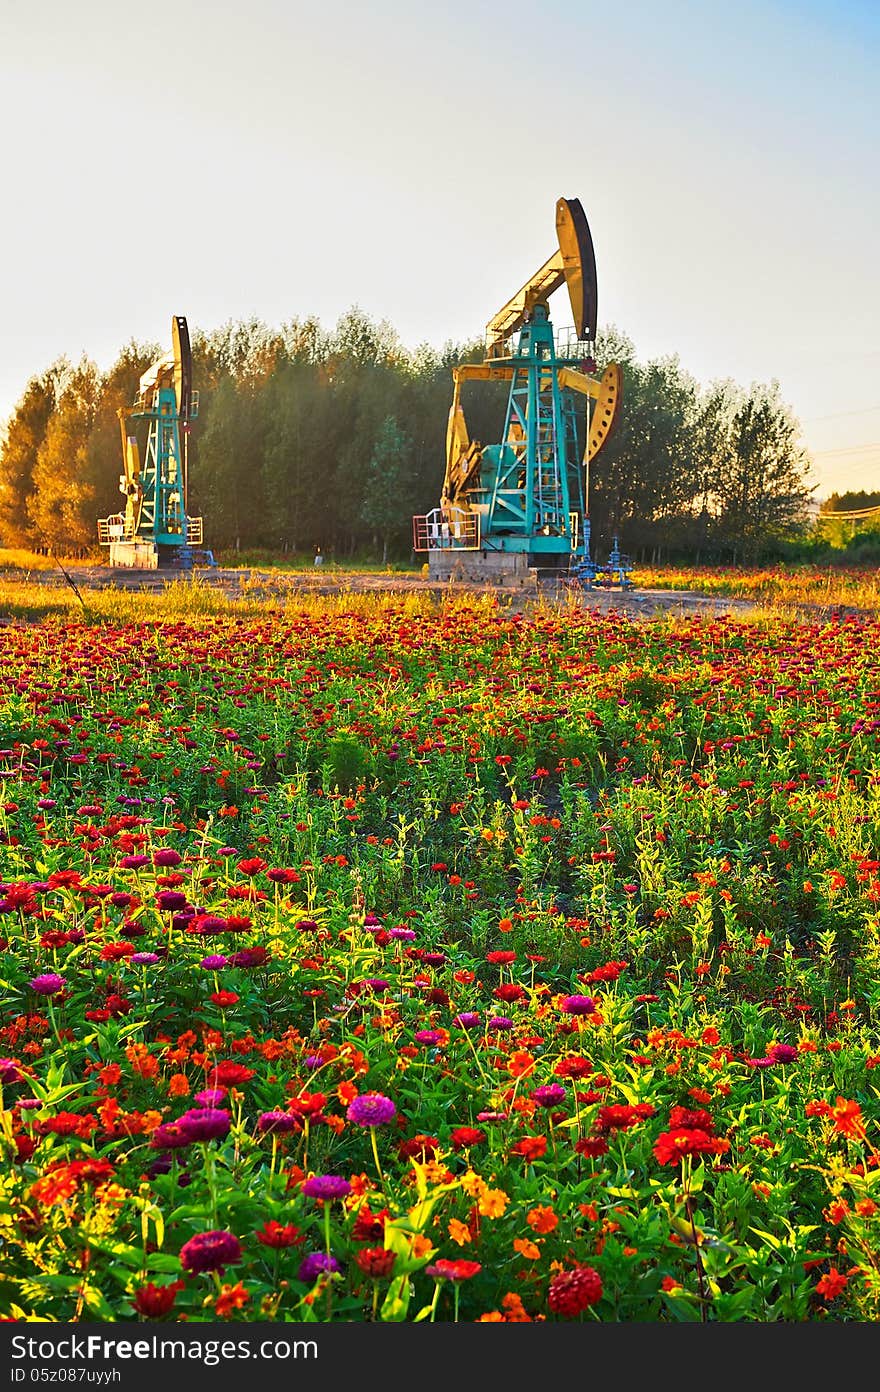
<box><xmin>2</xmin><ymin>591</ymin><xmax>880</xmax><ymax>1323</ymax></box>
<box><xmin>636</xmin><ymin>562</ymin><xmax>880</xmax><ymax>611</ymax></box>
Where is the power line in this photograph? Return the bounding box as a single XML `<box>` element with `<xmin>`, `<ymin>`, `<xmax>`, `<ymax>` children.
<box><xmin>802</xmin><ymin>404</ymin><xmax>880</xmax><ymax>424</ymax></box>
<box><xmin>810</xmin><ymin>442</ymin><xmax>880</xmax><ymax>457</ymax></box>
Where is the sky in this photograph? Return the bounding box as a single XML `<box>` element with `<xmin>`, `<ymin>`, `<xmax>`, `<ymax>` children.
<box><xmin>0</xmin><ymin>0</ymin><xmax>877</xmax><ymax>499</ymax></box>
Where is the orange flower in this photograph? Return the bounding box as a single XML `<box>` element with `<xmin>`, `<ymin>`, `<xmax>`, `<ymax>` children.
<box><xmin>214</xmin><ymin>1282</ymin><xmax>251</xmax><ymax>1318</ymax></box>
<box><xmin>513</xmin><ymin>1238</ymin><xmax>541</xmax><ymax>1260</ymax></box>
<box><xmin>448</xmin><ymin>1218</ymin><xmax>472</xmax><ymax>1247</ymax></box>
<box><xmin>507</xmin><ymin>1051</ymin><xmax>536</xmax><ymax>1079</ymax></box>
<box><xmin>832</xmin><ymin>1097</ymin><xmax>868</xmax><ymax>1143</ymax></box>
<box><xmin>167</xmin><ymin>1073</ymin><xmax>190</xmax><ymax>1098</ymax></box>
<box><xmin>125</xmin><ymin>1044</ymin><xmax>159</xmax><ymax>1079</ymax></box>
<box><xmin>526</xmin><ymin>1205</ymin><xmax>558</xmax><ymax>1234</ymax></box>
<box><xmin>502</xmin><ymin>1292</ymin><xmax>532</xmax><ymax>1321</ymax></box>
<box><xmin>498</xmin><ymin>918</ymin><xmax>514</xmax><ymax>935</ymax></box>
<box><xmin>30</xmin><ymin>1171</ymin><xmax>78</xmax><ymax>1206</ymax></box>
<box><xmin>825</xmin><ymin>1199</ymin><xmax>851</xmax><ymax>1224</ymax></box>
<box><xmin>478</xmin><ymin>1188</ymin><xmax>509</xmax><ymax>1218</ymax></box>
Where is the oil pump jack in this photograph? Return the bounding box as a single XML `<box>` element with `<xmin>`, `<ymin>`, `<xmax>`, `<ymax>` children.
<box><xmin>98</xmin><ymin>316</ymin><xmax>212</xmax><ymax>569</ymax></box>
<box><xmin>413</xmin><ymin>198</ymin><xmax>622</xmax><ymax>583</ymax></box>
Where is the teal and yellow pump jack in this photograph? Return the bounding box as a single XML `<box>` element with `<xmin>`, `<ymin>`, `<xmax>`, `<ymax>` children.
<box><xmin>413</xmin><ymin>198</ymin><xmax>622</xmax><ymax>585</ymax></box>
<box><xmin>98</xmin><ymin>316</ymin><xmax>213</xmax><ymax>570</ymax></box>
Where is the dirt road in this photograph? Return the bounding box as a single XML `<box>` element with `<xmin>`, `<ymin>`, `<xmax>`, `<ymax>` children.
<box><xmin>0</xmin><ymin>561</ymin><xmax>775</xmax><ymax>620</ymax></box>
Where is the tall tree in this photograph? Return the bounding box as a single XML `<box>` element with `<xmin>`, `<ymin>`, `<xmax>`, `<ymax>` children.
<box><xmin>711</xmin><ymin>380</ymin><xmax>813</xmax><ymax>560</ymax></box>
<box><xmin>0</xmin><ymin>361</ymin><xmax>67</xmax><ymax>546</ymax></box>
<box><xmin>360</xmin><ymin>415</ymin><xmax>413</xmax><ymax>562</ymax></box>
<box><xmin>27</xmin><ymin>358</ymin><xmax>100</xmax><ymax>552</ymax></box>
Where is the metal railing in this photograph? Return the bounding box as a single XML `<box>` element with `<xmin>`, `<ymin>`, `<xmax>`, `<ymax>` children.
<box><xmin>98</xmin><ymin>514</ymin><xmax>204</xmax><ymax>545</ymax></box>
<box><xmin>413</xmin><ymin>507</ymin><xmax>480</xmax><ymax>553</ymax></box>
<box><xmin>485</xmin><ymin>326</ymin><xmax>596</xmax><ymax>363</ymax></box>
<box><xmin>97</xmin><ymin>514</ymin><xmax>133</xmax><ymax>544</ymax></box>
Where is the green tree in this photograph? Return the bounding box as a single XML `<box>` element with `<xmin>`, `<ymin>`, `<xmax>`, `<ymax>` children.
<box><xmin>0</xmin><ymin>361</ymin><xmax>67</xmax><ymax>547</ymax></box>
<box><xmin>27</xmin><ymin>358</ymin><xmax>100</xmax><ymax>553</ymax></box>
<box><xmin>711</xmin><ymin>380</ymin><xmax>814</xmax><ymax>560</ymax></box>
<box><xmin>360</xmin><ymin>415</ymin><xmax>413</xmax><ymax>562</ymax></box>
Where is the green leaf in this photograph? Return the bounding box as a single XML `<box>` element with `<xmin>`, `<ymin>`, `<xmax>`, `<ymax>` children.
<box><xmin>380</xmin><ymin>1274</ymin><xmax>412</xmax><ymax>1322</ymax></box>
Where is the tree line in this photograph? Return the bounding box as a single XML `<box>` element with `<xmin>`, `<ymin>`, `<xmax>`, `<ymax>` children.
<box><xmin>0</xmin><ymin>308</ymin><xmax>814</xmax><ymax>564</ymax></box>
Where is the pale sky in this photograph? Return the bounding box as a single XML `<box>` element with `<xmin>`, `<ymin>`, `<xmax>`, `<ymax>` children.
<box><xmin>1</xmin><ymin>0</ymin><xmax>877</xmax><ymax>498</ymax></box>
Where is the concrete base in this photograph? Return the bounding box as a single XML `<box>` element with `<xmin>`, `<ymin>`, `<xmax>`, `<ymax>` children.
<box><xmin>427</xmin><ymin>549</ymin><xmax>540</xmax><ymax>587</ymax></box>
<box><xmin>109</xmin><ymin>542</ymin><xmax>159</xmax><ymax>569</ymax></box>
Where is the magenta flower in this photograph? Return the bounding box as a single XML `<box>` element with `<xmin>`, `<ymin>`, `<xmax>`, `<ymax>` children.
<box><xmin>179</xmin><ymin>1230</ymin><xmax>241</xmax><ymax>1274</ymax></box>
<box><xmin>257</xmin><ymin>1111</ymin><xmax>300</xmax><ymax>1134</ymax></box>
<box><xmin>156</xmin><ymin>891</ymin><xmax>188</xmax><ymax>911</ymax></box>
<box><xmin>29</xmin><ymin>974</ymin><xmax>65</xmax><ymax>996</ymax></box>
<box><xmin>560</xmin><ymin>994</ymin><xmax>596</xmax><ymax>1016</ymax></box>
<box><xmin>298</xmin><ymin>1252</ymin><xmax>341</xmax><ymax>1282</ymax></box>
<box><xmin>153</xmin><ymin>849</ymin><xmax>183</xmax><ymax>867</ymax></box>
<box><xmin>347</xmin><ymin>1093</ymin><xmax>397</xmax><ymax>1128</ymax></box>
<box><xmin>531</xmin><ymin>1083</ymin><xmax>567</xmax><ymax>1108</ymax></box>
<box><xmin>179</xmin><ymin>1108</ymin><xmax>231</xmax><ymax>1142</ymax></box>
<box><xmin>301</xmin><ymin>1175</ymin><xmax>352</xmax><ymax>1200</ymax></box>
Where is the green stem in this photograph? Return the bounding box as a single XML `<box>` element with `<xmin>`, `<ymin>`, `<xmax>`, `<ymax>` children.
<box><xmin>370</xmin><ymin>1127</ymin><xmax>389</xmax><ymax>1204</ymax></box>
<box><xmin>323</xmin><ymin>1201</ymin><xmax>332</xmax><ymax>1259</ymax></box>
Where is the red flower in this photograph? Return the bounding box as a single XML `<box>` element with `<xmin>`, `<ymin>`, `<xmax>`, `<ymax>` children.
<box><xmin>511</xmin><ymin>1135</ymin><xmax>548</xmax><ymax>1161</ymax></box>
<box><xmin>594</xmin><ymin>1103</ymin><xmax>655</xmax><ymax>1134</ymax></box>
<box><xmin>352</xmin><ymin>1205</ymin><xmax>391</xmax><ymax>1242</ymax></box>
<box><xmin>668</xmin><ymin>1106</ymin><xmax>715</xmax><ymax>1133</ymax></box>
<box><xmin>236</xmin><ymin>858</ymin><xmax>267</xmax><ymax>876</ymax></box>
<box><xmin>815</xmin><ymin>1267</ymin><xmax>849</xmax><ymax>1301</ymax></box>
<box><xmin>355</xmin><ymin>1247</ymin><xmax>397</xmax><ymax>1279</ymax></box>
<box><xmin>493</xmin><ymin>983</ymin><xmax>527</xmax><ymax>1003</ymax></box>
<box><xmin>132</xmin><ymin>1281</ymin><xmax>184</xmax><ymax>1317</ymax></box>
<box><xmin>397</xmin><ymin>1134</ymin><xmax>439</xmax><ymax>1161</ymax></box>
<box><xmin>653</xmin><ymin>1128</ymin><xmax>730</xmax><ymax>1166</ymax></box>
<box><xmin>548</xmin><ymin>1265</ymin><xmax>602</xmax><ymax>1317</ymax></box>
<box><xmin>207</xmin><ymin>1061</ymin><xmax>256</xmax><ymax>1087</ymax></box>
<box><xmin>574</xmin><ymin>1136</ymin><xmax>609</xmax><ymax>1159</ymax></box>
<box><xmin>425</xmin><ymin>1259</ymin><xmax>481</xmax><ymax>1281</ymax></box>
<box><xmin>256</xmin><ymin>1220</ymin><xmax>302</xmax><ymax>1248</ymax></box>
<box><xmin>450</xmin><ymin>1127</ymin><xmax>486</xmax><ymax>1151</ymax></box>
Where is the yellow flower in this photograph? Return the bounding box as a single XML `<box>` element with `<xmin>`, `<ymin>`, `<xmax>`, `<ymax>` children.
<box><xmin>478</xmin><ymin>1188</ymin><xmax>509</xmax><ymax>1218</ymax></box>
<box><xmin>460</xmin><ymin>1170</ymin><xmax>487</xmax><ymax>1198</ymax></box>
